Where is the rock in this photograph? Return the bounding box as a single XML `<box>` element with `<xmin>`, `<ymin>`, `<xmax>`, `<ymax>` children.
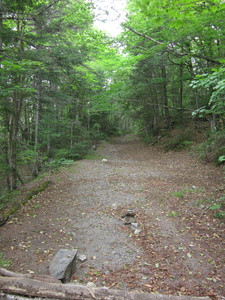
<box><xmin>49</xmin><ymin>249</ymin><xmax>77</xmax><ymax>283</ymax></box>
<box><xmin>77</xmin><ymin>254</ymin><xmax>87</xmax><ymax>262</ymax></box>
<box><xmin>123</xmin><ymin>216</ymin><xmax>136</xmax><ymax>225</ymax></box>
<box><xmin>112</xmin><ymin>203</ymin><xmax>118</xmax><ymax>209</ymax></box>
<box><xmin>102</xmin><ymin>159</ymin><xmax>108</xmax><ymax>162</ymax></box>
<box><xmin>131</xmin><ymin>222</ymin><xmax>139</xmax><ymax>228</ymax></box>
<box><xmin>121</xmin><ymin>209</ymin><xmax>135</xmax><ymax>218</ymax></box>
<box><xmin>134</xmin><ymin>229</ymin><xmax>142</xmax><ymax>235</ymax></box>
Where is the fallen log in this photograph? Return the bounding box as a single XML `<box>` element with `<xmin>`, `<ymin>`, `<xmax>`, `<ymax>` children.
<box><xmin>0</xmin><ymin>268</ymin><xmax>60</xmax><ymax>283</ymax></box>
<box><xmin>0</xmin><ymin>268</ymin><xmax>211</xmax><ymax>300</ymax></box>
<box><xmin>0</xmin><ymin>277</ymin><xmax>94</xmax><ymax>300</ymax></box>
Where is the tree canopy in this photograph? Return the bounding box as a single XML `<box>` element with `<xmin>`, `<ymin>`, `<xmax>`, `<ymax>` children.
<box><xmin>0</xmin><ymin>0</ymin><xmax>225</xmax><ymax>191</ymax></box>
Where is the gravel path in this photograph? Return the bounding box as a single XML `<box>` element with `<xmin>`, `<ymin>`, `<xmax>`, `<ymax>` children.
<box><xmin>1</xmin><ymin>135</ymin><xmax>224</xmax><ymax>298</ymax></box>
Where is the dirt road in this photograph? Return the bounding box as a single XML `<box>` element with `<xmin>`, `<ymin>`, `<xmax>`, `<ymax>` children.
<box><xmin>1</xmin><ymin>135</ymin><xmax>224</xmax><ymax>298</ymax></box>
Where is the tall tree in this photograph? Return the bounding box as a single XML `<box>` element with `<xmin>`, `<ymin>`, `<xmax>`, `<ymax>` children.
<box><xmin>118</xmin><ymin>0</ymin><xmax>225</xmax><ymax>135</ymax></box>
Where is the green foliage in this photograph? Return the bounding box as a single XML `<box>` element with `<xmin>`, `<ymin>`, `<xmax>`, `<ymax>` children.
<box><xmin>167</xmin><ymin>211</ymin><xmax>180</xmax><ymax>217</ymax></box>
<box><xmin>70</xmin><ymin>143</ymin><xmax>91</xmax><ymax>160</ymax></box>
<box><xmin>163</xmin><ymin>130</ymin><xmax>194</xmax><ymax>152</ymax></box>
<box><xmin>183</xmin><ymin>141</ymin><xmax>194</xmax><ymax>147</ymax></box>
<box><xmin>52</xmin><ymin>141</ymin><xmax>91</xmax><ymax>161</ymax></box>
<box><xmin>18</xmin><ymin>149</ymin><xmax>47</xmax><ymax>165</ymax></box>
<box><xmin>218</xmin><ymin>156</ymin><xmax>225</xmax><ymax>163</ymax></box>
<box><xmin>0</xmin><ymin>0</ymin><xmax>125</xmax><ymax>190</ymax></box>
<box><xmin>120</xmin><ymin>0</ymin><xmax>225</xmax><ymax>143</ymax></box>
<box><xmin>192</xmin><ymin>131</ymin><xmax>225</xmax><ymax>163</ymax></box>
<box><xmin>1</xmin><ymin>0</ymin><xmax>225</xmax><ymax>192</ymax></box>
<box><xmin>170</xmin><ymin>188</ymin><xmax>196</xmax><ymax>198</ymax></box>
<box><xmin>209</xmin><ymin>198</ymin><xmax>225</xmax><ymax>219</ymax></box>
<box><xmin>85</xmin><ymin>153</ymin><xmax>101</xmax><ymax>160</ymax></box>
<box><xmin>209</xmin><ymin>203</ymin><xmax>222</xmax><ymax>210</ymax></box>
<box><xmin>53</xmin><ymin>149</ymin><xmax>72</xmax><ymax>160</ymax></box>
<box><xmin>0</xmin><ymin>190</ymin><xmax>20</xmax><ymax>207</ymax></box>
<box><xmin>46</xmin><ymin>158</ymin><xmax>74</xmax><ymax>170</ymax></box>
<box><xmin>0</xmin><ymin>181</ymin><xmax>50</xmax><ymax>219</ymax></box>
<box><xmin>191</xmin><ymin>67</ymin><xmax>225</xmax><ymax>120</ymax></box>
<box><xmin>171</xmin><ymin>191</ymin><xmax>185</xmax><ymax>198</ymax></box>
<box><xmin>0</xmin><ymin>252</ymin><xmax>11</xmax><ymax>268</ymax></box>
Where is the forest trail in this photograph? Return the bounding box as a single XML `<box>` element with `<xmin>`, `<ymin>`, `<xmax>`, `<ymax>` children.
<box><xmin>0</xmin><ymin>135</ymin><xmax>224</xmax><ymax>299</ymax></box>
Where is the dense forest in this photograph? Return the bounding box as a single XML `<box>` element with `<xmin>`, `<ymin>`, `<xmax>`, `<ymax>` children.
<box><xmin>0</xmin><ymin>0</ymin><xmax>225</xmax><ymax>194</ymax></box>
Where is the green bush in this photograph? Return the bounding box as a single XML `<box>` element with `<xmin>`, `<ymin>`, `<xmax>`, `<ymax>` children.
<box><xmin>47</xmin><ymin>158</ymin><xmax>74</xmax><ymax>170</ymax></box>
<box><xmin>192</xmin><ymin>131</ymin><xmax>225</xmax><ymax>163</ymax></box>
<box><xmin>69</xmin><ymin>142</ymin><xmax>91</xmax><ymax>160</ymax></box>
<box><xmin>52</xmin><ymin>141</ymin><xmax>91</xmax><ymax>161</ymax></box>
<box><xmin>53</xmin><ymin>149</ymin><xmax>71</xmax><ymax>160</ymax></box>
<box><xmin>209</xmin><ymin>198</ymin><xmax>225</xmax><ymax>219</ymax></box>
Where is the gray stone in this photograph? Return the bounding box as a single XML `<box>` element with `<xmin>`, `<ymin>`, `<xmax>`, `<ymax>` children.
<box><xmin>134</xmin><ymin>229</ymin><xmax>142</xmax><ymax>235</ymax></box>
<box><xmin>49</xmin><ymin>249</ymin><xmax>77</xmax><ymax>283</ymax></box>
<box><xmin>131</xmin><ymin>222</ymin><xmax>140</xmax><ymax>228</ymax></box>
<box><xmin>112</xmin><ymin>203</ymin><xmax>118</xmax><ymax>209</ymax></box>
<box><xmin>77</xmin><ymin>254</ymin><xmax>87</xmax><ymax>262</ymax></box>
<box><xmin>123</xmin><ymin>216</ymin><xmax>136</xmax><ymax>225</ymax></box>
<box><xmin>121</xmin><ymin>209</ymin><xmax>135</xmax><ymax>218</ymax></box>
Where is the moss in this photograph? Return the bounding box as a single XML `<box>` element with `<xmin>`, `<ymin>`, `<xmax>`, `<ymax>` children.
<box><xmin>3</xmin><ymin>180</ymin><xmax>52</xmax><ymax>219</ymax></box>
<box><xmin>24</xmin><ymin>180</ymin><xmax>51</xmax><ymax>201</ymax></box>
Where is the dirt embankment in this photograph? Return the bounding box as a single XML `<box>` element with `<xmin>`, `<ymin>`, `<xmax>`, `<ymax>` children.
<box><xmin>0</xmin><ymin>135</ymin><xmax>224</xmax><ymax>299</ymax></box>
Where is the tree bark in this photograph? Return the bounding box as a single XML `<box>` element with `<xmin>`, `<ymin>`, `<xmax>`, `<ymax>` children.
<box><xmin>8</xmin><ymin>88</ymin><xmax>22</xmax><ymax>190</ymax></box>
<box><xmin>0</xmin><ymin>0</ymin><xmax>2</xmax><ymax>53</ymax></box>
<box><xmin>0</xmin><ymin>276</ymin><xmax>210</xmax><ymax>300</ymax></box>
<box><xmin>0</xmin><ymin>268</ymin><xmax>210</xmax><ymax>300</ymax></box>
<box><xmin>161</xmin><ymin>65</ymin><xmax>170</xmax><ymax>129</ymax></box>
<box><xmin>179</xmin><ymin>63</ymin><xmax>183</xmax><ymax>109</ymax></box>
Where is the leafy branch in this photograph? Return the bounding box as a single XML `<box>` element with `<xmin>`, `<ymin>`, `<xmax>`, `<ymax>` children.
<box><xmin>125</xmin><ymin>25</ymin><xmax>222</xmax><ymax>65</ymax></box>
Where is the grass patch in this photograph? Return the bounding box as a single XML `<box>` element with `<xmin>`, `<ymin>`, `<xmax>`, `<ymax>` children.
<box><xmin>209</xmin><ymin>197</ymin><xmax>225</xmax><ymax>219</ymax></box>
<box><xmin>171</xmin><ymin>191</ymin><xmax>186</xmax><ymax>198</ymax></box>
<box><xmin>171</xmin><ymin>187</ymin><xmax>202</xmax><ymax>199</ymax></box>
<box><xmin>85</xmin><ymin>153</ymin><xmax>101</xmax><ymax>160</ymax></box>
<box><xmin>0</xmin><ymin>252</ymin><xmax>12</xmax><ymax>268</ymax></box>
<box><xmin>33</xmin><ymin>204</ymin><xmax>41</xmax><ymax>209</ymax></box>
<box><xmin>167</xmin><ymin>211</ymin><xmax>180</xmax><ymax>217</ymax></box>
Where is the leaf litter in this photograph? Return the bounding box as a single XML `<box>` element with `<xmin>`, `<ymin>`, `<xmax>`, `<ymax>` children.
<box><xmin>0</xmin><ymin>135</ymin><xmax>224</xmax><ymax>299</ymax></box>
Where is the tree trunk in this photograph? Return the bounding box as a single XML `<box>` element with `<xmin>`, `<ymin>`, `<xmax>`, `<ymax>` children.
<box><xmin>7</xmin><ymin>88</ymin><xmax>22</xmax><ymax>190</ymax></box>
<box><xmin>31</xmin><ymin>79</ymin><xmax>42</xmax><ymax>178</ymax></box>
<box><xmin>161</xmin><ymin>65</ymin><xmax>170</xmax><ymax>128</ymax></box>
<box><xmin>0</xmin><ymin>0</ymin><xmax>2</xmax><ymax>54</ymax></box>
<box><xmin>179</xmin><ymin>63</ymin><xmax>183</xmax><ymax>109</ymax></box>
<box><xmin>0</xmin><ymin>268</ymin><xmax>210</xmax><ymax>300</ymax></box>
<box><xmin>0</xmin><ymin>275</ymin><xmax>210</xmax><ymax>300</ymax></box>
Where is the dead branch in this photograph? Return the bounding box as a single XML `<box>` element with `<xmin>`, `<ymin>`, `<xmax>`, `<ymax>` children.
<box><xmin>0</xmin><ymin>268</ymin><xmax>60</xmax><ymax>283</ymax></box>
